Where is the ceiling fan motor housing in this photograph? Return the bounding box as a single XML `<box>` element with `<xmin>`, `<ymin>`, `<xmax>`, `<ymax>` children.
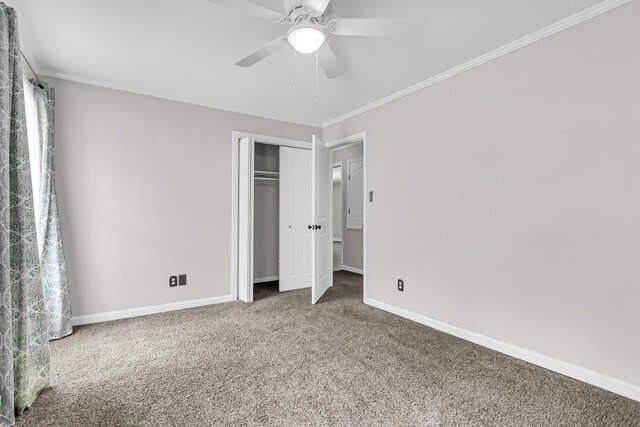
<box><xmin>283</xmin><ymin>0</ymin><xmax>323</xmax><ymax>23</ymax></box>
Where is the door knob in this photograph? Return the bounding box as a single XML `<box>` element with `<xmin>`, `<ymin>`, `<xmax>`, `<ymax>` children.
<box><xmin>317</xmin><ymin>225</ymin><xmax>321</xmax><ymax>230</ymax></box>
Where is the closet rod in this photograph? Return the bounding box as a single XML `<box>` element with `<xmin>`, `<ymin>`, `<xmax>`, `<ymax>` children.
<box><xmin>255</xmin><ymin>177</ymin><xmax>278</xmax><ymax>182</ymax></box>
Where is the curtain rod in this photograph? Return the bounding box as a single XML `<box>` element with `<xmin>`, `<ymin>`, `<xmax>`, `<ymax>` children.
<box><xmin>19</xmin><ymin>50</ymin><xmax>44</xmax><ymax>88</ymax></box>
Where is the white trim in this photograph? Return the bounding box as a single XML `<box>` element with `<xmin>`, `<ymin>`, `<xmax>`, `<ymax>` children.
<box><xmin>231</xmin><ymin>132</ymin><xmax>312</xmax><ymax>302</ymax></box>
<box><xmin>36</xmin><ymin>71</ymin><xmax>319</xmax><ymax>128</ymax></box>
<box><xmin>341</xmin><ymin>265</ymin><xmax>363</xmax><ymax>275</ymax></box>
<box><xmin>365</xmin><ymin>297</ymin><xmax>640</xmax><ymax>402</ymax></box>
<box><xmin>72</xmin><ymin>295</ymin><xmax>235</xmax><ymax>326</ymax></box>
<box><xmin>234</xmin><ymin>131</ymin><xmax>312</xmax><ymax>150</ymax></box>
<box><xmin>321</xmin><ymin>0</ymin><xmax>632</xmax><ymax>128</ymax></box>
<box><xmin>231</xmin><ymin>132</ymin><xmax>239</xmax><ymax>301</ymax></box>
<box><xmin>254</xmin><ymin>276</ymin><xmax>279</xmax><ymax>284</ymax></box>
<box><xmin>327</xmin><ymin>132</ymin><xmax>367</xmax><ymax>301</ymax></box>
<box><xmin>325</xmin><ymin>132</ymin><xmax>369</xmax><ymax>301</ymax></box>
<box><xmin>28</xmin><ymin>0</ymin><xmax>629</xmax><ymax>130</ymax></box>
<box><xmin>326</xmin><ymin>132</ymin><xmax>366</xmax><ymax>149</ymax></box>
<box><xmin>332</xmin><ymin>161</ymin><xmax>344</xmax><ymax>266</ymax></box>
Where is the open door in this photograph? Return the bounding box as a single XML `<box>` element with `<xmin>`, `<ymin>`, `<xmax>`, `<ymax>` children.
<box><xmin>238</xmin><ymin>136</ymin><xmax>254</xmax><ymax>302</ymax></box>
<box><xmin>279</xmin><ymin>146</ymin><xmax>313</xmax><ymax>291</ymax></box>
<box><xmin>311</xmin><ymin>135</ymin><xmax>333</xmax><ymax>304</ymax></box>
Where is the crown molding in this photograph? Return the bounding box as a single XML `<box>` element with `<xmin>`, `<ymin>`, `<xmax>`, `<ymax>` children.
<box><xmin>21</xmin><ymin>0</ymin><xmax>631</xmax><ymax>130</ymax></box>
<box><xmin>321</xmin><ymin>0</ymin><xmax>632</xmax><ymax>129</ymax></box>
<box><xmin>35</xmin><ymin>70</ymin><xmax>321</xmax><ymax>129</ymax></box>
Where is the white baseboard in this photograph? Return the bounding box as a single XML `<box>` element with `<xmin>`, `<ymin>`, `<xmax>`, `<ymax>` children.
<box><xmin>72</xmin><ymin>295</ymin><xmax>235</xmax><ymax>326</ymax></box>
<box><xmin>254</xmin><ymin>276</ymin><xmax>279</xmax><ymax>284</ymax></box>
<box><xmin>365</xmin><ymin>297</ymin><xmax>640</xmax><ymax>402</ymax></box>
<box><xmin>342</xmin><ymin>265</ymin><xmax>363</xmax><ymax>275</ymax></box>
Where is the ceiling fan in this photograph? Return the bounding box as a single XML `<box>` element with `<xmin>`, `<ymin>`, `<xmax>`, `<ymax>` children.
<box><xmin>208</xmin><ymin>0</ymin><xmax>409</xmax><ymax>79</ymax></box>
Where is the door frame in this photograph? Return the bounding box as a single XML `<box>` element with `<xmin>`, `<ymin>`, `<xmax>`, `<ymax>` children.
<box><xmin>231</xmin><ymin>131</ymin><xmax>311</xmax><ymax>301</ymax></box>
<box><xmin>332</xmin><ymin>161</ymin><xmax>344</xmax><ymax>271</ymax></box>
<box><xmin>326</xmin><ymin>132</ymin><xmax>368</xmax><ymax>302</ymax></box>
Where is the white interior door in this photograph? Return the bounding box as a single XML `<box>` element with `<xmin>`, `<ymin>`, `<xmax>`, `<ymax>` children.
<box><xmin>238</xmin><ymin>137</ymin><xmax>254</xmax><ymax>302</ymax></box>
<box><xmin>279</xmin><ymin>146</ymin><xmax>312</xmax><ymax>291</ymax></box>
<box><xmin>311</xmin><ymin>135</ymin><xmax>333</xmax><ymax>304</ymax></box>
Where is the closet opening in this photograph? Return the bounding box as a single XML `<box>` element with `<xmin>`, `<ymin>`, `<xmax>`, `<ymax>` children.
<box><xmin>253</xmin><ymin>143</ymin><xmax>280</xmax><ymax>300</ymax></box>
<box><xmin>231</xmin><ymin>132</ymin><xmax>312</xmax><ymax>303</ymax></box>
<box><xmin>232</xmin><ymin>131</ymin><xmax>367</xmax><ymax>305</ymax></box>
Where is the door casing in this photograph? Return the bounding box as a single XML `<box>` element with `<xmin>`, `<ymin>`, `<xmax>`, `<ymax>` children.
<box><xmin>326</xmin><ymin>132</ymin><xmax>368</xmax><ymax>302</ymax></box>
<box><xmin>231</xmin><ymin>131</ymin><xmax>311</xmax><ymax>301</ymax></box>
<box><xmin>231</xmin><ymin>131</ymin><xmax>367</xmax><ymax>303</ymax></box>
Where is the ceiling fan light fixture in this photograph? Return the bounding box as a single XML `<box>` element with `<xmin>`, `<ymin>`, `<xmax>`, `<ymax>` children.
<box><xmin>287</xmin><ymin>25</ymin><xmax>325</xmax><ymax>54</ymax></box>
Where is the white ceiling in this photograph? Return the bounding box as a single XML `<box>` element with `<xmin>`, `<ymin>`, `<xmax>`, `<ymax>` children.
<box><xmin>14</xmin><ymin>0</ymin><xmax>604</xmax><ymax>127</ymax></box>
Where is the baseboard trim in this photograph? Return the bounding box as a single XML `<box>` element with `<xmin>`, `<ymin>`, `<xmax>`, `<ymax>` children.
<box><xmin>364</xmin><ymin>297</ymin><xmax>640</xmax><ymax>402</ymax></box>
<box><xmin>342</xmin><ymin>266</ymin><xmax>363</xmax><ymax>275</ymax></box>
<box><xmin>72</xmin><ymin>295</ymin><xmax>235</xmax><ymax>326</ymax></box>
<box><xmin>254</xmin><ymin>276</ymin><xmax>279</xmax><ymax>284</ymax></box>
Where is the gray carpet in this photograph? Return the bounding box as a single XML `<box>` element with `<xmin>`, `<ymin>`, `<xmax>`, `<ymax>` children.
<box><xmin>17</xmin><ymin>272</ymin><xmax>640</xmax><ymax>426</ymax></box>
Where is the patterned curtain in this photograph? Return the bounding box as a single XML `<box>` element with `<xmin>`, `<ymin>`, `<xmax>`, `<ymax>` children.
<box><xmin>30</xmin><ymin>81</ymin><xmax>72</xmax><ymax>340</ymax></box>
<box><xmin>0</xmin><ymin>4</ymin><xmax>51</xmax><ymax>426</ymax></box>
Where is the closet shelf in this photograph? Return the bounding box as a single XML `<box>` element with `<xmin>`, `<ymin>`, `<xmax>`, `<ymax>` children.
<box><xmin>255</xmin><ymin>170</ymin><xmax>279</xmax><ymax>176</ymax></box>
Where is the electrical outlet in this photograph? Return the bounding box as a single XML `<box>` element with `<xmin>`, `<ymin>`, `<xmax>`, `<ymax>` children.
<box><xmin>397</xmin><ymin>279</ymin><xmax>404</xmax><ymax>292</ymax></box>
<box><xmin>178</xmin><ymin>274</ymin><xmax>187</xmax><ymax>286</ymax></box>
<box><xmin>169</xmin><ymin>276</ymin><xmax>178</xmax><ymax>287</ymax></box>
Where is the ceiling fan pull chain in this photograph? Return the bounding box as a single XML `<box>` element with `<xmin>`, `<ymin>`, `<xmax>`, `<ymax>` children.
<box><xmin>315</xmin><ymin>50</ymin><xmax>318</xmax><ymax>103</ymax></box>
<box><xmin>293</xmin><ymin>31</ymin><xmax>297</xmax><ymax>91</ymax></box>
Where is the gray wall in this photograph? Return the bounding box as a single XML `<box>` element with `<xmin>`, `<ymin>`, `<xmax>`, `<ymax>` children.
<box><xmin>51</xmin><ymin>77</ymin><xmax>319</xmax><ymax>317</ymax></box>
<box><xmin>323</xmin><ymin>2</ymin><xmax>640</xmax><ymax>388</ymax></box>
<box><xmin>332</xmin><ymin>143</ymin><xmax>363</xmax><ymax>271</ymax></box>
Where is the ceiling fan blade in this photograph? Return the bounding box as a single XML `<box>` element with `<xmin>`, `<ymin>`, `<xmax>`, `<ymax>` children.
<box><xmin>236</xmin><ymin>36</ymin><xmax>289</xmax><ymax>67</ymax></box>
<box><xmin>207</xmin><ymin>0</ymin><xmax>286</xmax><ymax>22</ymax></box>
<box><xmin>318</xmin><ymin>42</ymin><xmax>343</xmax><ymax>79</ymax></box>
<box><xmin>329</xmin><ymin>18</ymin><xmax>410</xmax><ymax>37</ymax></box>
<box><xmin>304</xmin><ymin>0</ymin><xmax>331</xmax><ymax>15</ymax></box>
